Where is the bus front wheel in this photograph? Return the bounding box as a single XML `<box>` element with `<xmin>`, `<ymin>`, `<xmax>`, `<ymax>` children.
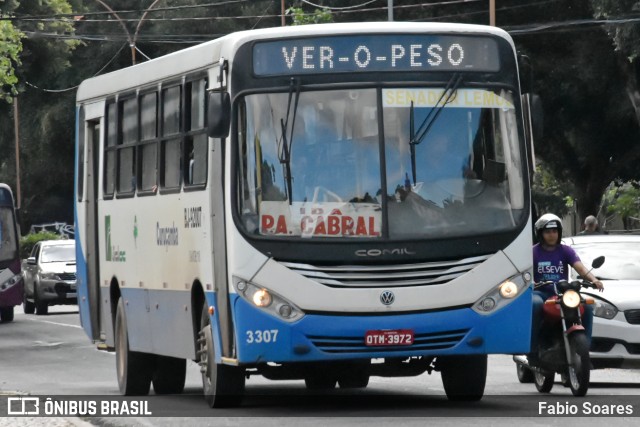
<box><xmin>115</xmin><ymin>298</ymin><xmax>153</xmax><ymax>395</ymax></box>
<box><xmin>0</xmin><ymin>306</ymin><xmax>14</xmax><ymax>322</ymax></box>
<box><xmin>198</xmin><ymin>302</ymin><xmax>245</xmax><ymax>408</ymax></box>
<box><xmin>439</xmin><ymin>354</ymin><xmax>487</xmax><ymax>401</ymax></box>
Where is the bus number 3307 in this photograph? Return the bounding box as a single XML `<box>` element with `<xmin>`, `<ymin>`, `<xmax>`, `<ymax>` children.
<box><xmin>246</xmin><ymin>329</ymin><xmax>279</xmax><ymax>344</ymax></box>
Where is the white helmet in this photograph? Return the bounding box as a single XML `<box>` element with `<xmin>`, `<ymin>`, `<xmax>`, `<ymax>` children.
<box><xmin>534</xmin><ymin>213</ymin><xmax>563</xmax><ymax>242</ymax></box>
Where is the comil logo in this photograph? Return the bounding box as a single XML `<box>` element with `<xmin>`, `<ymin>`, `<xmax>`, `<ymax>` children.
<box><xmin>8</xmin><ymin>397</ymin><xmax>40</xmax><ymax>415</ymax></box>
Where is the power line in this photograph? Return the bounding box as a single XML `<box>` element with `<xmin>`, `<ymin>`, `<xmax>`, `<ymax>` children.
<box><xmin>8</xmin><ymin>0</ymin><xmax>485</xmax><ymax>24</ymax></box>
<box><xmin>6</xmin><ymin>0</ymin><xmax>262</xmax><ymax>21</ymax></box>
<box><xmin>24</xmin><ymin>42</ymin><xmax>128</xmax><ymax>93</ymax></box>
<box><xmin>300</xmin><ymin>0</ymin><xmax>380</xmax><ymax>11</ymax></box>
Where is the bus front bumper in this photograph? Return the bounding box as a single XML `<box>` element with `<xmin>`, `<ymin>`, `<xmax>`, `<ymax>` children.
<box><xmin>230</xmin><ymin>287</ymin><xmax>532</xmax><ymax>364</ymax></box>
<box><xmin>0</xmin><ymin>277</ymin><xmax>23</xmax><ymax>307</ymax></box>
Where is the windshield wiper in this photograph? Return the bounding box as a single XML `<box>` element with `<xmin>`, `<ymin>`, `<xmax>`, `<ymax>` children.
<box><xmin>408</xmin><ymin>74</ymin><xmax>463</xmax><ymax>185</ymax></box>
<box><xmin>278</xmin><ymin>78</ymin><xmax>301</xmax><ymax>205</ymax></box>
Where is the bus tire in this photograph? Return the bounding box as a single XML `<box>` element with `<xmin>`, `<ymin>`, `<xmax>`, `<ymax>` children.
<box><xmin>439</xmin><ymin>354</ymin><xmax>487</xmax><ymax>401</ymax></box>
<box><xmin>115</xmin><ymin>298</ymin><xmax>152</xmax><ymax>396</ymax></box>
<box><xmin>152</xmin><ymin>355</ymin><xmax>186</xmax><ymax>395</ymax></box>
<box><xmin>0</xmin><ymin>306</ymin><xmax>14</xmax><ymax>322</ymax></box>
<box><xmin>338</xmin><ymin>361</ymin><xmax>370</xmax><ymax>389</ymax></box>
<box><xmin>199</xmin><ymin>302</ymin><xmax>245</xmax><ymax>408</ymax></box>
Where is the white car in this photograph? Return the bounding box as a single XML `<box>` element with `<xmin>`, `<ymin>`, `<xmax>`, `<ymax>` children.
<box><xmin>22</xmin><ymin>239</ymin><xmax>77</xmax><ymax>315</ymax></box>
<box><xmin>563</xmin><ymin>234</ymin><xmax>640</xmax><ymax>369</ymax></box>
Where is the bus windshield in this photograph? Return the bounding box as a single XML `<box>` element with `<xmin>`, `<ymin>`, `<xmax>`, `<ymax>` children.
<box><xmin>238</xmin><ymin>87</ymin><xmax>526</xmax><ymax>240</ymax></box>
<box><xmin>0</xmin><ymin>206</ymin><xmax>19</xmax><ymax>262</ymax></box>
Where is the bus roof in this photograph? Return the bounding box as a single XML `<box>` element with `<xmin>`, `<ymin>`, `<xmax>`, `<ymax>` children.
<box><xmin>76</xmin><ymin>22</ymin><xmax>514</xmax><ymax>103</ymax></box>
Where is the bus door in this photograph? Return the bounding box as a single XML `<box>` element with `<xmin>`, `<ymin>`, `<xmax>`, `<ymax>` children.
<box><xmin>77</xmin><ymin>104</ymin><xmax>102</xmax><ymax>340</ymax></box>
<box><xmin>208</xmin><ymin>62</ymin><xmax>234</xmax><ymax>358</ymax></box>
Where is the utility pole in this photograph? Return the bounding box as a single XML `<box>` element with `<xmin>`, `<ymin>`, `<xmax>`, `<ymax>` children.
<box><xmin>490</xmin><ymin>0</ymin><xmax>495</xmax><ymax>26</ymax></box>
<box><xmin>388</xmin><ymin>0</ymin><xmax>393</xmax><ymax>21</ymax></box>
<box><xmin>281</xmin><ymin>0</ymin><xmax>286</xmax><ymax>26</ymax></box>
<box><xmin>13</xmin><ymin>97</ymin><xmax>21</xmax><ymax>210</ymax></box>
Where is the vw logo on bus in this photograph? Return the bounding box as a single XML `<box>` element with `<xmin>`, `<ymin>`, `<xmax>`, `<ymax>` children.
<box><xmin>380</xmin><ymin>290</ymin><xmax>395</xmax><ymax>306</ymax></box>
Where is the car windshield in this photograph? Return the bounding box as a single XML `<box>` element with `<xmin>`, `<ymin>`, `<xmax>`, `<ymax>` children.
<box><xmin>237</xmin><ymin>87</ymin><xmax>526</xmax><ymax>239</ymax></box>
<box><xmin>570</xmin><ymin>241</ymin><xmax>640</xmax><ymax>280</ymax></box>
<box><xmin>41</xmin><ymin>245</ymin><xmax>75</xmax><ymax>263</ymax></box>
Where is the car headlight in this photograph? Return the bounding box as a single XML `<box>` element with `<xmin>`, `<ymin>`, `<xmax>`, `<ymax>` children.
<box><xmin>592</xmin><ymin>297</ymin><xmax>618</xmax><ymax>320</ymax></box>
<box><xmin>562</xmin><ymin>290</ymin><xmax>581</xmax><ymax>308</ymax></box>
<box><xmin>472</xmin><ymin>272</ymin><xmax>530</xmax><ymax>315</ymax></box>
<box><xmin>233</xmin><ymin>277</ymin><xmax>304</xmax><ymax>322</ymax></box>
<box><xmin>40</xmin><ymin>272</ymin><xmax>61</xmax><ymax>280</ymax></box>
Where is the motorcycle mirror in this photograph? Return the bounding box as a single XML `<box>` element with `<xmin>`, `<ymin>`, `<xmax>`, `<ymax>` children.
<box><xmin>591</xmin><ymin>256</ymin><xmax>605</xmax><ymax>269</ymax></box>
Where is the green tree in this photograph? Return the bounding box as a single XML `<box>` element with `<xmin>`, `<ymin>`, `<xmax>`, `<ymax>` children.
<box><xmin>0</xmin><ymin>2</ymin><xmax>23</xmax><ymax>102</ymax></box>
<box><xmin>532</xmin><ymin>162</ymin><xmax>573</xmax><ymax>218</ymax></box>
<box><xmin>509</xmin><ymin>1</ymin><xmax>640</xmax><ymax>221</ymax></box>
<box><xmin>286</xmin><ymin>6</ymin><xmax>332</xmax><ymax>25</ymax></box>
<box><xmin>604</xmin><ymin>181</ymin><xmax>640</xmax><ymax>230</ymax></box>
<box><xmin>0</xmin><ymin>0</ymin><xmax>80</xmax><ymax>231</ymax></box>
<box><xmin>590</xmin><ymin>1</ymin><xmax>640</xmax><ymax>126</ymax></box>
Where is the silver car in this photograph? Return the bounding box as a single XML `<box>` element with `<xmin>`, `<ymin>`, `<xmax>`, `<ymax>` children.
<box><xmin>22</xmin><ymin>240</ymin><xmax>77</xmax><ymax>315</ymax></box>
<box><xmin>564</xmin><ymin>234</ymin><xmax>640</xmax><ymax>369</ymax></box>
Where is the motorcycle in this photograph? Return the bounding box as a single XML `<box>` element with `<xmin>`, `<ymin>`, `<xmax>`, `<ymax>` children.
<box><xmin>514</xmin><ymin>256</ymin><xmax>605</xmax><ymax>397</ymax></box>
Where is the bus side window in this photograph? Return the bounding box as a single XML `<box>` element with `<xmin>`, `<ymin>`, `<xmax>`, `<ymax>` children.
<box><xmin>104</xmin><ymin>102</ymin><xmax>118</xmax><ymax>197</ymax></box>
<box><xmin>139</xmin><ymin>92</ymin><xmax>158</xmax><ymax>192</ymax></box>
<box><xmin>161</xmin><ymin>85</ymin><xmax>181</xmax><ymax>189</ymax></box>
<box><xmin>184</xmin><ymin>79</ymin><xmax>207</xmax><ymax>187</ymax></box>
<box><xmin>117</xmin><ymin>97</ymin><xmax>137</xmax><ymax>194</ymax></box>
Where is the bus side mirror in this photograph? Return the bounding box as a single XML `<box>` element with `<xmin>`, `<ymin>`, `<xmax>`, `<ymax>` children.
<box><xmin>207</xmin><ymin>91</ymin><xmax>231</xmax><ymax>138</ymax></box>
<box><xmin>530</xmin><ymin>94</ymin><xmax>543</xmax><ymax>143</ymax></box>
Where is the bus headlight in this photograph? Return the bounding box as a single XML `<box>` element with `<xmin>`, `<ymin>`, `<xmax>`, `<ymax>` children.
<box><xmin>472</xmin><ymin>272</ymin><xmax>530</xmax><ymax>315</ymax></box>
<box><xmin>499</xmin><ymin>281</ymin><xmax>518</xmax><ymax>299</ymax></box>
<box><xmin>252</xmin><ymin>289</ymin><xmax>272</xmax><ymax>307</ymax></box>
<box><xmin>233</xmin><ymin>277</ymin><xmax>304</xmax><ymax>322</ymax></box>
<box><xmin>562</xmin><ymin>290</ymin><xmax>581</xmax><ymax>308</ymax></box>
<box><xmin>1</xmin><ymin>273</ymin><xmax>22</xmax><ymax>289</ymax></box>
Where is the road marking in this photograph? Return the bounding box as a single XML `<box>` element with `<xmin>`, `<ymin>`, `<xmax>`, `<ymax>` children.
<box><xmin>25</xmin><ymin>318</ymin><xmax>82</xmax><ymax>329</ymax></box>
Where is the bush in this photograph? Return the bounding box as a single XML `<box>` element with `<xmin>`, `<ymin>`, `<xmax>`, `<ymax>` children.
<box><xmin>19</xmin><ymin>231</ymin><xmax>63</xmax><ymax>259</ymax></box>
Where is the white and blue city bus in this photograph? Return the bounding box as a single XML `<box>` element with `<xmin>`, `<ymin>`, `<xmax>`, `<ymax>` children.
<box><xmin>75</xmin><ymin>22</ymin><xmax>534</xmax><ymax>407</ymax></box>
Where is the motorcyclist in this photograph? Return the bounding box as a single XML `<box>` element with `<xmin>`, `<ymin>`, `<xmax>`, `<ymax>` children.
<box><xmin>529</xmin><ymin>213</ymin><xmax>604</xmax><ymax>365</ymax></box>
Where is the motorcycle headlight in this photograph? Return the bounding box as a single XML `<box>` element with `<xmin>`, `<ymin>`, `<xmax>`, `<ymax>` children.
<box><xmin>592</xmin><ymin>297</ymin><xmax>618</xmax><ymax>319</ymax></box>
<box><xmin>233</xmin><ymin>277</ymin><xmax>304</xmax><ymax>322</ymax></box>
<box><xmin>562</xmin><ymin>290</ymin><xmax>581</xmax><ymax>308</ymax></box>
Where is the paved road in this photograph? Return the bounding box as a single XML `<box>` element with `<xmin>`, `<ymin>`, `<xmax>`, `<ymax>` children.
<box><xmin>2</xmin><ymin>305</ymin><xmax>640</xmax><ymax>426</ymax></box>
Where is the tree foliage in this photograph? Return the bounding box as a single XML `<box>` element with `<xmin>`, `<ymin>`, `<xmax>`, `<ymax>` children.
<box><xmin>286</xmin><ymin>6</ymin><xmax>332</xmax><ymax>25</ymax></box>
<box><xmin>1</xmin><ymin>0</ymin><xmax>639</xmax><ymax>232</ymax></box>
<box><xmin>0</xmin><ymin>3</ymin><xmax>23</xmax><ymax>102</ymax></box>
<box><xmin>603</xmin><ymin>181</ymin><xmax>640</xmax><ymax>230</ymax></box>
<box><xmin>0</xmin><ymin>0</ymin><xmax>80</xmax><ymax>231</ymax></box>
